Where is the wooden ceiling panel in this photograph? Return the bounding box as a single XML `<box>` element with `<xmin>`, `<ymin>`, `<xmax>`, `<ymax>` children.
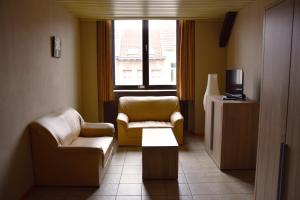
<box><xmin>57</xmin><ymin>0</ymin><xmax>255</xmax><ymax>20</ymax></box>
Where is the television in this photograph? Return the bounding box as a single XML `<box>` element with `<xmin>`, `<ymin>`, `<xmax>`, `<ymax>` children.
<box><xmin>225</xmin><ymin>69</ymin><xmax>244</xmax><ymax>99</ymax></box>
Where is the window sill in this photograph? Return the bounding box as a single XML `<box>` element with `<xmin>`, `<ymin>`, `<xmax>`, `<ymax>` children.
<box><xmin>114</xmin><ymin>89</ymin><xmax>176</xmax><ymax>93</ymax></box>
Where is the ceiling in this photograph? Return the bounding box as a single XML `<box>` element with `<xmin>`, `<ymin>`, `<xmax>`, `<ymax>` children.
<box><xmin>56</xmin><ymin>0</ymin><xmax>255</xmax><ymax>20</ymax></box>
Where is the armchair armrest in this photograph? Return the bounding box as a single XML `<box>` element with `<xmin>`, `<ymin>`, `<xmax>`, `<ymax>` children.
<box><xmin>170</xmin><ymin>112</ymin><xmax>184</xmax><ymax>127</ymax></box>
<box><xmin>117</xmin><ymin>113</ymin><xmax>129</xmax><ymax>128</ymax></box>
<box><xmin>80</xmin><ymin>122</ymin><xmax>115</xmax><ymax>137</ymax></box>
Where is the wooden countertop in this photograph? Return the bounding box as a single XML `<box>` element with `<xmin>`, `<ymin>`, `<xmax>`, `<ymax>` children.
<box><xmin>209</xmin><ymin>95</ymin><xmax>258</xmax><ymax>104</ymax></box>
<box><xmin>142</xmin><ymin>128</ymin><xmax>178</xmax><ymax>147</ymax></box>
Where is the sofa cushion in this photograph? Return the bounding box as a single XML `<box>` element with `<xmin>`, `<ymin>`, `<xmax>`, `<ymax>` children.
<box><xmin>118</xmin><ymin>96</ymin><xmax>180</xmax><ymax>121</ymax></box>
<box><xmin>37</xmin><ymin>108</ymin><xmax>83</xmax><ymax>145</ymax></box>
<box><xmin>70</xmin><ymin>137</ymin><xmax>113</xmax><ymax>167</ymax></box>
<box><xmin>128</xmin><ymin>121</ymin><xmax>173</xmax><ymax>129</ymax></box>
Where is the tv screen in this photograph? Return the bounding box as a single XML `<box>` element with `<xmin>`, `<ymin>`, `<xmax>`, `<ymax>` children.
<box><xmin>225</xmin><ymin>69</ymin><xmax>244</xmax><ymax>95</ymax></box>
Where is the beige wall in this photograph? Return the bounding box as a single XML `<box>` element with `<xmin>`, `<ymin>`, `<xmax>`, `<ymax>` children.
<box><xmin>227</xmin><ymin>0</ymin><xmax>264</xmax><ymax>100</ymax></box>
<box><xmin>80</xmin><ymin>21</ymin><xmax>100</xmax><ymax>122</ymax></box>
<box><xmin>194</xmin><ymin>21</ymin><xmax>227</xmax><ymax>135</ymax></box>
<box><xmin>0</xmin><ymin>0</ymin><xmax>80</xmax><ymax>199</ymax></box>
<box><xmin>226</xmin><ymin>0</ymin><xmax>280</xmax><ymax>100</ymax></box>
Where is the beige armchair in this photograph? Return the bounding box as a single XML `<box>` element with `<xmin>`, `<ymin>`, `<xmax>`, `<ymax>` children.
<box><xmin>30</xmin><ymin>108</ymin><xmax>114</xmax><ymax>186</ymax></box>
<box><xmin>117</xmin><ymin>96</ymin><xmax>184</xmax><ymax>146</ymax></box>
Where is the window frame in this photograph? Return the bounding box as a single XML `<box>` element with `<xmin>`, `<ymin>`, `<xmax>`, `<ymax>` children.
<box><xmin>112</xmin><ymin>20</ymin><xmax>177</xmax><ymax>90</ymax></box>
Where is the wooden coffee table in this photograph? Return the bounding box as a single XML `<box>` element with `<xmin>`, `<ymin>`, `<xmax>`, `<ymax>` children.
<box><xmin>142</xmin><ymin>128</ymin><xmax>178</xmax><ymax>180</ymax></box>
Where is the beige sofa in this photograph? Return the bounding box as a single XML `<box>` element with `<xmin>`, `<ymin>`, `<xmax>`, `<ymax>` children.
<box><xmin>117</xmin><ymin>96</ymin><xmax>184</xmax><ymax>146</ymax></box>
<box><xmin>30</xmin><ymin>108</ymin><xmax>114</xmax><ymax>186</ymax></box>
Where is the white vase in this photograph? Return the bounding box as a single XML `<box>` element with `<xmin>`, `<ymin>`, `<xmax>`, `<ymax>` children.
<box><xmin>203</xmin><ymin>74</ymin><xmax>220</xmax><ymax>111</ymax></box>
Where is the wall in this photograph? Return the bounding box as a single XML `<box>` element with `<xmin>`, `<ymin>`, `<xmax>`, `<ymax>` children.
<box><xmin>227</xmin><ymin>0</ymin><xmax>265</xmax><ymax>100</ymax></box>
<box><xmin>80</xmin><ymin>21</ymin><xmax>100</xmax><ymax>122</ymax></box>
<box><xmin>194</xmin><ymin>21</ymin><xmax>227</xmax><ymax>135</ymax></box>
<box><xmin>0</xmin><ymin>0</ymin><xmax>80</xmax><ymax>199</ymax></box>
<box><xmin>227</xmin><ymin>0</ymin><xmax>281</xmax><ymax>100</ymax></box>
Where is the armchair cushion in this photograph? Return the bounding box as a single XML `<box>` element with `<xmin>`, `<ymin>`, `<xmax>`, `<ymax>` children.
<box><xmin>128</xmin><ymin>121</ymin><xmax>172</xmax><ymax>129</ymax></box>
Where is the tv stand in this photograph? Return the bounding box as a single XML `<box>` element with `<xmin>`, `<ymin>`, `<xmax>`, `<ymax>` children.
<box><xmin>204</xmin><ymin>95</ymin><xmax>259</xmax><ymax>169</ymax></box>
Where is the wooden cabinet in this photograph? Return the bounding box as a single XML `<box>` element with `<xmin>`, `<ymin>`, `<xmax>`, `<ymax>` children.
<box><xmin>284</xmin><ymin>0</ymin><xmax>300</xmax><ymax>199</ymax></box>
<box><xmin>204</xmin><ymin>96</ymin><xmax>259</xmax><ymax>170</ymax></box>
<box><xmin>255</xmin><ymin>0</ymin><xmax>300</xmax><ymax>199</ymax></box>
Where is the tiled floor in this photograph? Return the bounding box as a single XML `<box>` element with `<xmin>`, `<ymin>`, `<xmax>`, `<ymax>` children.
<box><xmin>26</xmin><ymin>134</ymin><xmax>255</xmax><ymax>200</ymax></box>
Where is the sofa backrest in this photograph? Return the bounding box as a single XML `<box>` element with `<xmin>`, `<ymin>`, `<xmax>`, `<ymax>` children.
<box><xmin>33</xmin><ymin>108</ymin><xmax>83</xmax><ymax>146</ymax></box>
<box><xmin>118</xmin><ymin>96</ymin><xmax>180</xmax><ymax>121</ymax></box>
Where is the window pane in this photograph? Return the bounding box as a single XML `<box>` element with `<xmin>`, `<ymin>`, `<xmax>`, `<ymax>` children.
<box><xmin>149</xmin><ymin>20</ymin><xmax>176</xmax><ymax>85</ymax></box>
<box><xmin>114</xmin><ymin>20</ymin><xmax>143</xmax><ymax>86</ymax></box>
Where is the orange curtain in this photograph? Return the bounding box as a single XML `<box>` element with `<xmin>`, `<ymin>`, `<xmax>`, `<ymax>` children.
<box><xmin>176</xmin><ymin>20</ymin><xmax>195</xmax><ymax>101</ymax></box>
<box><xmin>97</xmin><ymin>20</ymin><xmax>114</xmax><ymax>101</ymax></box>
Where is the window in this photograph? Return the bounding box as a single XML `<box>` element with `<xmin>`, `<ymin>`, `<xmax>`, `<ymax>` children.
<box><xmin>113</xmin><ymin>20</ymin><xmax>177</xmax><ymax>89</ymax></box>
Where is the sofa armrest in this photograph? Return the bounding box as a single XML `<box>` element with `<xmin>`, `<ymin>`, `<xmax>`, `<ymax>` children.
<box><xmin>57</xmin><ymin>146</ymin><xmax>102</xmax><ymax>167</ymax></box>
<box><xmin>80</xmin><ymin>122</ymin><xmax>115</xmax><ymax>137</ymax></box>
<box><xmin>57</xmin><ymin>146</ymin><xmax>103</xmax><ymax>166</ymax></box>
<box><xmin>170</xmin><ymin>112</ymin><xmax>184</xmax><ymax>127</ymax></box>
<box><xmin>117</xmin><ymin>113</ymin><xmax>129</xmax><ymax>128</ymax></box>
<box><xmin>57</xmin><ymin>146</ymin><xmax>103</xmax><ymax>180</ymax></box>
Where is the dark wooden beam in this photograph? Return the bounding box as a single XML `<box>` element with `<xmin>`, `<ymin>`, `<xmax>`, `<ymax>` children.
<box><xmin>219</xmin><ymin>12</ymin><xmax>237</xmax><ymax>47</ymax></box>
